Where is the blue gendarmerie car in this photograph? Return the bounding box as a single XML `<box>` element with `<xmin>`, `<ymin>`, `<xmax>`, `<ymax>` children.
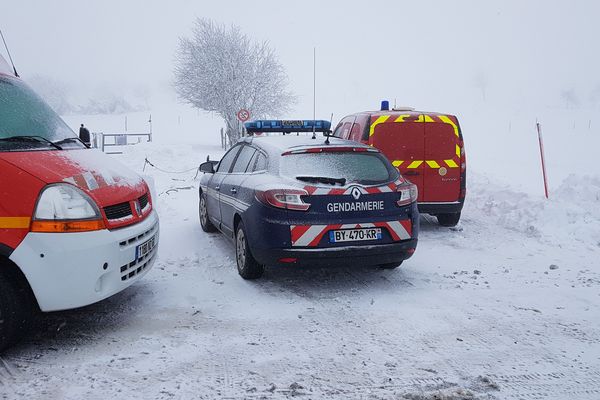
<box><xmin>198</xmin><ymin>120</ymin><xmax>419</xmax><ymax>279</ymax></box>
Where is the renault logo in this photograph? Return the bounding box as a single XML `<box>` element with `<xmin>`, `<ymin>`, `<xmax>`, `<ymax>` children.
<box><xmin>134</xmin><ymin>200</ymin><xmax>142</xmax><ymax>216</ymax></box>
<box><xmin>351</xmin><ymin>187</ymin><xmax>362</xmax><ymax>200</ymax></box>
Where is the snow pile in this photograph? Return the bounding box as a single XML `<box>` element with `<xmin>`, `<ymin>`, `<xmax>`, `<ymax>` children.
<box><xmin>466</xmin><ymin>172</ymin><xmax>600</xmax><ymax>247</ymax></box>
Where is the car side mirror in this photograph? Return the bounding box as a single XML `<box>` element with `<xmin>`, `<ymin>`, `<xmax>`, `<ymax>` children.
<box><xmin>199</xmin><ymin>160</ymin><xmax>218</xmax><ymax>174</ymax></box>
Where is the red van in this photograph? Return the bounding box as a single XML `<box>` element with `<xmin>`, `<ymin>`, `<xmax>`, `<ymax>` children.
<box><xmin>0</xmin><ymin>55</ymin><xmax>159</xmax><ymax>349</ymax></box>
<box><xmin>333</xmin><ymin>104</ymin><xmax>466</xmax><ymax>226</ymax></box>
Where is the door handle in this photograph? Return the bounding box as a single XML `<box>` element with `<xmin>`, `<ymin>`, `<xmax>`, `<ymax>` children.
<box><xmin>230</xmin><ymin>188</ymin><xmax>237</xmax><ymax>194</ymax></box>
<box><xmin>404</xmin><ymin>171</ymin><xmax>420</xmax><ymax>176</ymax></box>
<box><xmin>215</xmin><ymin>186</ymin><xmax>220</xmax><ymax>191</ymax></box>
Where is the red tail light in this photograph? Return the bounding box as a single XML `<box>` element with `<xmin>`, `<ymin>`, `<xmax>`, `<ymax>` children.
<box><xmin>255</xmin><ymin>189</ymin><xmax>311</xmax><ymax>211</ymax></box>
<box><xmin>396</xmin><ymin>183</ymin><xmax>418</xmax><ymax>206</ymax></box>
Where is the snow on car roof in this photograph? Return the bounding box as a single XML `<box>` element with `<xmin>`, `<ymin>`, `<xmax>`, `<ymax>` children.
<box><xmin>242</xmin><ymin>134</ymin><xmax>371</xmax><ymax>154</ymax></box>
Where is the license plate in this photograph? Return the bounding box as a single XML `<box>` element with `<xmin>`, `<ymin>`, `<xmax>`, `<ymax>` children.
<box><xmin>329</xmin><ymin>228</ymin><xmax>382</xmax><ymax>243</ymax></box>
<box><xmin>136</xmin><ymin>235</ymin><xmax>156</xmax><ymax>261</ymax></box>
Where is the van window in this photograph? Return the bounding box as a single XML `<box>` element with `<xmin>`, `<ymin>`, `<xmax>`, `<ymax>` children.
<box><xmin>0</xmin><ymin>77</ymin><xmax>81</xmax><ymax>151</ymax></box>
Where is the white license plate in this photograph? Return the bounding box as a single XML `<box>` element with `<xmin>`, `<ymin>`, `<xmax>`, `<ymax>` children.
<box><xmin>329</xmin><ymin>228</ymin><xmax>382</xmax><ymax>243</ymax></box>
<box><xmin>136</xmin><ymin>235</ymin><xmax>156</xmax><ymax>261</ymax></box>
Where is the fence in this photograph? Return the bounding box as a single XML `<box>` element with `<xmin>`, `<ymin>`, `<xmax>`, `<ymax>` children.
<box><xmin>94</xmin><ymin>132</ymin><xmax>152</xmax><ymax>154</ymax></box>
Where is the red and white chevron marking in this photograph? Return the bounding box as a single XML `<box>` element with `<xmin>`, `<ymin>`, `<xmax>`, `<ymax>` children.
<box><xmin>290</xmin><ymin>220</ymin><xmax>412</xmax><ymax>247</ymax></box>
<box><xmin>303</xmin><ymin>179</ymin><xmax>405</xmax><ymax>196</ymax></box>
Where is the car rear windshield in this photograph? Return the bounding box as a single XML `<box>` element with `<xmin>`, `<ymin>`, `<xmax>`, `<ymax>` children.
<box><xmin>280</xmin><ymin>151</ymin><xmax>398</xmax><ymax>185</ymax></box>
<box><xmin>0</xmin><ymin>76</ymin><xmax>80</xmax><ymax>151</ymax></box>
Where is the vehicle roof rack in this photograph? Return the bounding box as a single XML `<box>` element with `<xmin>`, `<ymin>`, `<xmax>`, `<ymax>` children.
<box><xmin>245</xmin><ymin>120</ymin><xmax>332</xmax><ymax>134</ymax></box>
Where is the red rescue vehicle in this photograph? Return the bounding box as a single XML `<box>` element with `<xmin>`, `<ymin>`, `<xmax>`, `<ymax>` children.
<box><xmin>333</xmin><ymin>102</ymin><xmax>466</xmax><ymax>226</ymax></box>
<box><xmin>0</xmin><ymin>54</ymin><xmax>159</xmax><ymax>350</ymax></box>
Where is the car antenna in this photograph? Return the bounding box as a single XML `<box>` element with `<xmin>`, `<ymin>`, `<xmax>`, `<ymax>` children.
<box><xmin>312</xmin><ymin>47</ymin><xmax>317</xmax><ymax>140</ymax></box>
<box><xmin>0</xmin><ymin>29</ymin><xmax>19</xmax><ymax>77</ymax></box>
<box><xmin>322</xmin><ymin>112</ymin><xmax>334</xmax><ymax>145</ymax></box>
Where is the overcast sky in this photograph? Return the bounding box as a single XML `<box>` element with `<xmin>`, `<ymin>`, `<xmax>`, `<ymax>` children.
<box><xmin>2</xmin><ymin>0</ymin><xmax>599</xmax><ymax>119</ymax></box>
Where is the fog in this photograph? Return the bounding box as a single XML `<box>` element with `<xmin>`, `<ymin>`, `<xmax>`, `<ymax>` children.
<box><xmin>2</xmin><ymin>0</ymin><xmax>600</xmax><ymax>190</ymax></box>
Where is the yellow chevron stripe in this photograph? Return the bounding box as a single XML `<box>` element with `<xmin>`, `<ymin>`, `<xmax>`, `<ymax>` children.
<box><xmin>439</xmin><ymin>115</ymin><xmax>459</xmax><ymax>137</ymax></box>
<box><xmin>456</xmin><ymin>144</ymin><xmax>461</xmax><ymax>158</ymax></box>
<box><xmin>0</xmin><ymin>217</ymin><xmax>31</xmax><ymax>229</ymax></box>
<box><xmin>369</xmin><ymin>115</ymin><xmax>390</xmax><ymax>136</ymax></box>
<box><xmin>445</xmin><ymin>159</ymin><xmax>459</xmax><ymax>168</ymax></box>
<box><xmin>426</xmin><ymin>160</ymin><xmax>440</xmax><ymax>168</ymax></box>
<box><xmin>392</xmin><ymin>160</ymin><xmax>403</xmax><ymax>167</ymax></box>
<box><xmin>394</xmin><ymin>114</ymin><xmax>410</xmax><ymax>123</ymax></box>
<box><xmin>407</xmin><ymin>160</ymin><xmax>423</xmax><ymax>169</ymax></box>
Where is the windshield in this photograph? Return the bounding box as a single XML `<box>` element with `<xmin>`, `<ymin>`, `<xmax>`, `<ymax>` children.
<box><xmin>280</xmin><ymin>151</ymin><xmax>398</xmax><ymax>185</ymax></box>
<box><xmin>0</xmin><ymin>76</ymin><xmax>82</xmax><ymax>151</ymax></box>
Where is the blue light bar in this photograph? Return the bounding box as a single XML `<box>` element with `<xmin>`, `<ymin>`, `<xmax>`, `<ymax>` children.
<box><xmin>244</xmin><ymin>120</ymin><xmax>331</xmax><ymax>133</ymax></box>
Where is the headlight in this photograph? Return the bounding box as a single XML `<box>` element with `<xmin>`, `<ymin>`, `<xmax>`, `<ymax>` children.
<box><xmin>31</xmin><ymin>184</ymin><xmax>105</xmax><ymax>232</ymax></box>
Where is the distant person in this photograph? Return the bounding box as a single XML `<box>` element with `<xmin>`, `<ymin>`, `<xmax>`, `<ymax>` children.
<box><xmin>79</xmin><ymin>124</ymin><xmax>91</xmax><ymax>147</ymax></box>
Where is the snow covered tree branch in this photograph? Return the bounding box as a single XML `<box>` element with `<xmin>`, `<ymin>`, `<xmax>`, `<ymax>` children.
<box><xmin>173</xmin><ymin>19</ymin><xmax>296</xmax><ymax>145</ymax></box>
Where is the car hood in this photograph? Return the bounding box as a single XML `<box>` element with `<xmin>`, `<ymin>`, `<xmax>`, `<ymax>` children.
<box><xmin>0</xmin><ymin>149</ymin><xmax>147</xmax><ymax>206</ymax></box>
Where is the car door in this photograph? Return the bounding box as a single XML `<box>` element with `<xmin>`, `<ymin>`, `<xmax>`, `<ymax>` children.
<box><xmin>423</xmin><ymin>117</ymin><xmax>461</xmax><ymax>201</ymax></box>
<box><xmin>219</xmin><ymin>145</ymin><xmax>256</xmax><ymax>237</ymax></box>
<box><xmin>208</xmin><ymin>145</ymin><xmax>242</xmax><ymax>229</ymax></box>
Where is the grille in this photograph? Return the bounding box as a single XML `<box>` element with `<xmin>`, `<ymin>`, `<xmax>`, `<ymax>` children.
<box><xmin>104</xmin><ymin>202</ymin><xmax>132</xmax><ymax>220</ymax></box>
<box><xmin>119</xmin><ymin>221</ymin><xmax>159</xmax><ymax>281</ymax></box>
<box><xmin>138</xmin><ymin>193</ymin><xmax>149</xmax><ymax>210</ymax></box>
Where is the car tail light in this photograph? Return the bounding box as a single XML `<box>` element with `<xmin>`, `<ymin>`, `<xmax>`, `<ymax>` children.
<box><xmin>396</xmin><ymin>183</ymin><xmax>418</xmax><ymax>206</ymax></box>
<box><xmin>255</xmin><ymin>189</ymin><xmax>310</xmax><ymax>211</ymax></box>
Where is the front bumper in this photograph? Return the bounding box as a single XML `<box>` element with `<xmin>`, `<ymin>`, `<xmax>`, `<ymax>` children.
<box><xmin>10</xmin><ymin>210</ymin><xmax>159</xmax><ymax>312</ymax></box>
<box><xmin>253</xmin><ymin>239</ymin><xmax>418</xmax><ymax>267</ymax></box>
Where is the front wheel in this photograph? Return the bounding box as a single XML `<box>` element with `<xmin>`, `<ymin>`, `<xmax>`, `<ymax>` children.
<box><xmin>235</xmin><ymin>222</ymin><xmax>264</xmax><ymax>280</ymax></box>
<box><xmin>437</xmin><ymin>212</ymin><xmax>461</xmax><ymax>227</ymax></box>
<box><xmin>199</xmin><ymin>193</ymin><xmax>217</xmax><ymax>232</ymax></box>
<box><xmin>0</xmin><ymin>276</ymin><xmax>32</xmax><ymax>352</ymax></box>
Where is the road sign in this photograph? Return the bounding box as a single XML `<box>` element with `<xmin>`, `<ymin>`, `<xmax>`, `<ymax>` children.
<box><xmin>237</xmin><ymin>109</ymin><xmax>250</xmax><ymax>122</ymax></box>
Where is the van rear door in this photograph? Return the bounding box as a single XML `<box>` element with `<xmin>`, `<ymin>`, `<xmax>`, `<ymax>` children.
<box><xmin>369</xmin><ymin>115</ymin><xmax>425</xmax><ymax>201</ymax></box>
<box><xmin>423</xmin><ymin>116</ymin><xmax>461</xmax><ymax>201</ymax></box>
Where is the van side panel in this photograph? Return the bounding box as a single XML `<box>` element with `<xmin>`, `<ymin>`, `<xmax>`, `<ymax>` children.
<box><xmin>370</xmin><ymin>118</ymin><xmax>425</xmax><ymax>201</ymax></box>
<box><xmin>423</xmin><ymin>121</ymin><xmax>461</xmax><ymax>201</ymax></box>
<box><xmin>0</xmin><ymin>159</ymin><xmax>43</xmax><ymax>250</ymax></box>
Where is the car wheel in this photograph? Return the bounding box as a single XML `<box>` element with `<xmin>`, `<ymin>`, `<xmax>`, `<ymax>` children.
<box><xmin>199</xmin><ymin>193</ymin><xmax>217</xmax><ymax>232</ymax></box>
<box><xmin>379</xmin><ymin>262</ymin><xmax>402</xmax><ymax>269</ymax></box>
<box><xmin>0</xmin><ymin>276</ymin><xmax>32</xmax><ymax>352</ymax></box>
<box><xmin>437</xmin><ymin>212</ymin><xmax>461</xmax><ymax>227</ymax></box>
<box><xmin>235</xmin><ymin>222</ymin><xmax>264</xmax><ymax>280</ymax></box>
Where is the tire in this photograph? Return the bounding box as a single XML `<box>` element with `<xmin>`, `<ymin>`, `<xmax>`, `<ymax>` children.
<box><xmin>437</xmin><ymin>212</ymin><xmax>461</xmax><ymax>227</ymax></box>
<box><xmin>199</xmin><ymin>193</ymin><xmax>217</xmax><ymax>232</ymax></box>
<box><xmin>379</xmin><ymin>262</ymin><xmax>402</xmax><ymax>269</ymax></box>
<box><xmin>0</xmin><ymin>276</ymin><xmax>32</xmax><ymax>352</ymax></box>
<box><xmin>235</xmin><ymin>222</ymin><xmax>264</xmax><ymax>280</ymax></box>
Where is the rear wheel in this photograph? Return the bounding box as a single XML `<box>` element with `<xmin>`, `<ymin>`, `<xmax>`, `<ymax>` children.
<box><xmin>235</xmin><ymin>222</ymin><xmax>264</xmax><ymax>280</ymax></box>
<box><xmin>199</xmin><ymin>193</ymin><xmax>217</xmax><ymax>232</ymax></box>
<box><xmin>0</xmin><ymin>276</ymin><xmax>32</xmax><ymax>352</ymax></box>
<box><xmin>379</xmin><ymin>262</ymin><xmax>402</xmax><ymax>269</ymax></box>
<box><xmin>437</xmin><ymin>212</ymin><xmax>461</xmax><ymax>227</ymax></box>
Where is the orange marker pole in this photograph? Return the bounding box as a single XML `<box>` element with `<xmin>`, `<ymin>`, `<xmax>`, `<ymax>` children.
<box><xmin>536</xmin><ymin>122</ymin><xmax>549</xmax><ymax>199</ymax></box>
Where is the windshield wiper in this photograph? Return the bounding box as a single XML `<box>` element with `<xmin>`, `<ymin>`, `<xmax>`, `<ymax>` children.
<box><xmin>0</xmin><ymin>135</ymin><xmax>63</xmax><ymax>150</ymax></box>
<box><xmin>53</xmin><ymin>137</ymin><xmax>88</xmax><ymax>148</ymax></box>
<box><xmin>296</xmin><ymin>176</ymin><xmax>346</xmax><ymax>186</ymax></box>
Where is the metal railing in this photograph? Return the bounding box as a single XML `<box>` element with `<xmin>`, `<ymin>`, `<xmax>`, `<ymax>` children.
<box><xmin>93</xmin><ymin>132</ymin><xmax>152</xmax><ymax>154</ymax></box>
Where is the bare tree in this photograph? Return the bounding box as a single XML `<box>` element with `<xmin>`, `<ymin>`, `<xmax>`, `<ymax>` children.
<box><xmin>173</xmin><ymin>19</ymin><xmax>295</xmax><ymax>144</ymax></box>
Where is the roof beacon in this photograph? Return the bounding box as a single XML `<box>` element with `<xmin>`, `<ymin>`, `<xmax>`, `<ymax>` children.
<box><xmin>380</xmin><ymin>100</ymin><xmax>390</xmax><ymax>111</ymax></box>
<box><xmin>244</xmin><ymin>120</ymin><xmax>332</xmax><ymax>134</ymax></box>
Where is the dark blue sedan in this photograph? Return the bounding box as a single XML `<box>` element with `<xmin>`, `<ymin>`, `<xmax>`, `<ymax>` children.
<box><xmin>198</xmin><ymin>121</ymin><xmax>419</xmax><ymax>279</ymax></box>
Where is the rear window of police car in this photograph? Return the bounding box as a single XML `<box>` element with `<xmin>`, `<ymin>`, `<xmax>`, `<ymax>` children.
<box><xmin>280</xmin><ymin>151</ymin><xmax>397</xmax><ymax>185</ymax></box>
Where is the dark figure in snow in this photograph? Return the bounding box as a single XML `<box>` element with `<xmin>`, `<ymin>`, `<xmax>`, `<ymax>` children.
<box><xmin>79</xmin><ymin>124</ymin><xmax>91</xmax><ymax>147</ymax></box>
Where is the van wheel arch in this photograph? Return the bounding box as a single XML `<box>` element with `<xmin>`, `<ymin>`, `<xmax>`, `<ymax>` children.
<box><xmin>0</xmin><ymin>256</ymin><xmax>40</xmax><ymax>312</ymax></box>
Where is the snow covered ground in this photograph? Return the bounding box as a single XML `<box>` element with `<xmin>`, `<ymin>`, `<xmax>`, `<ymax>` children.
<box><xmin>1</xmin><ymin>141</ymin><xmax>600</xmax><ymax>400</ymax></box>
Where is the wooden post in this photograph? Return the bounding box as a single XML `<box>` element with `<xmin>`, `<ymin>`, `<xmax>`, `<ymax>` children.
<box><xmin>536</xmin><ymin>122</ymin><xmax>549</xmax><ymax>199</ymax></box>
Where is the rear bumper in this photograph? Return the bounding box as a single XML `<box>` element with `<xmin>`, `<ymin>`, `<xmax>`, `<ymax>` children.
<box><xmin>418</xmin><ymin>200</ymin><xmax>464</xmax><ymax>215</ymax></box>
<box><xmin>253</xmin><ymin>239</ymin><xmax>417</xmax><ymax>267</ymax></box>
<box><xmin>10</xmin><ymin>210</ymin><xmax>159</xmax><ymax>312</ymax></box>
